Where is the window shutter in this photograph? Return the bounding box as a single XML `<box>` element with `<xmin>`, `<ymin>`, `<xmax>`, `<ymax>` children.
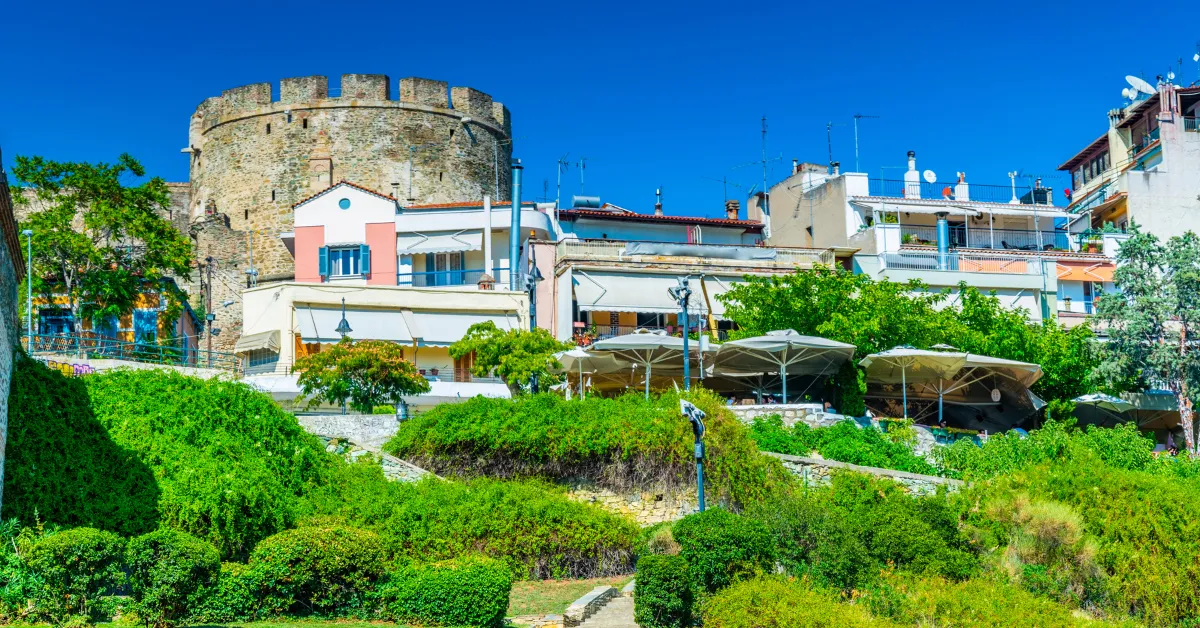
<box><xmin>318</xmin><ymin>246</ymin><xmax>329</xmax><ymax>278</ymax></box>
<box><xmin>359</xmin><ymin>244</ymin><xmax>371</xmax><ymax>275</ymax></box>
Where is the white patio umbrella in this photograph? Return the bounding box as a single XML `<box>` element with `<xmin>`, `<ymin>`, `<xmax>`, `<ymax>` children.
<box><xmin>552</xmin><ymin>348</ymin><xmax>630</xmax><ymax>399</ymax></box>
<box><xmin>715</xmin><ymin>330</ymin><xmax>856</xmax><ymax>403</ymax></box>
<box><xmin>589</xmin><ymin>329</ymin><xmax>687</xmax><ymax>399</ymax></box>
<box><xmin>914</xmin><ymin>353</ymin><xmax>1043</xmax><ymax>425</ymax></box>
<box><xmin>858</xmin><ymin>347</ymin><xmax>969</xmax><ymax>419</ymax></box>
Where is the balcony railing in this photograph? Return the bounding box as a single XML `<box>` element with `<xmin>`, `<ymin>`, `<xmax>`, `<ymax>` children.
<box><xmin>1133</xmin><ymin>127</ymin><xmax>1161</xmax><ymax>155</ymax></box>
<box><xmin>416</xmin><ymin>365</ymin><xmax>503</xmax><ymax>384</ymax></box>
<box><xmin>1186</xmin><ymin>117</ymin><xmax>1200</xmax><ymax>132</ymax></box>
<box><xmin>557</xmin><ymin>239</ymin><xmax>833</xmax><ymax>268</ymax></box>
<box><xmin>573</xmin><ymin>323</ymin><xmax>721</xmax><ymax>346</ymax></box>
<box><xmin>879</xmin><ymin>251</ymin><xmax>1043</xmax><ymax>275</ymax></box>
<box><xmin>1057</xmin><ymin>299</ymin><xmax>1095</xmax><ymax>315</ymax></box>
<box><xmin>397</xmin><ymin>267</ymin><xmax>509</xmax><ymax>288</ymax></box>
<box><xmin>899</xmin><ymin>225</ymin><xmax>1071</xmax><ymax>251</ymax></box>
<box><xmin>867</xmin><ymin>179</ymin><xmax>1052</xmax><ymax>205</ymax></box>
<box><xmin>22</xmin><ymin>333</ymin><xmax>241</xmax><ymax>372</ymax></box>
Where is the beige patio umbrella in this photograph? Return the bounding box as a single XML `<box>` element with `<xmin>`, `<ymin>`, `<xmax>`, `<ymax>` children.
<box><xmin>715</xmin><ymin>330</ymin><xmax>856</xmax><ymax>403</ymax></box>
<box><xmin>858</xmin><ymin>347</ymin><xmax>969</xmax><ymax>419</ymax></box>
<box><xmin>589</xmin><ymin>329</ymin><xmax>687</xmax><ymax>399</ymax></box>
<box><xmin>552</xmin><ymin>348</ymin><xmax>630</xmax><ymax>399</ymax></box>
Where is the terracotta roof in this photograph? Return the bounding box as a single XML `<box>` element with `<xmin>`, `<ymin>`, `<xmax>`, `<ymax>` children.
<box><xmin>1058</xmin><ymin>131</ymin><xmax>1111</xmax><ymax>172</ymax></box>
<box><xmin>403</xmin><ymin>200</ymin><xmax>538</xmax><ymax>209</ymax></box>
<box><xmin>291</xmin><ymin>180</ymin><xmax>397</xmax><ymax>209</ymax></box>
<box><xmin>557</xmin><ymin>208</ymin><xmax>764</xmax><ymax>230</ymax></box>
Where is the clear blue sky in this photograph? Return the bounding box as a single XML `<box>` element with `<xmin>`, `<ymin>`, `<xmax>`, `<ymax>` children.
<box><xmin>2</xmin><ymin>0</ymin><xmax>1197</xmax><ymax>218</ymax></box>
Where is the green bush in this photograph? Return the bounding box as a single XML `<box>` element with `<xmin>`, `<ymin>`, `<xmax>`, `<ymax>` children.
<box><xmin>749</xmin><ymin>416</ymin><xmax>938</xmax><ymax>476</ymax></box>
<box><xmin>672</xmin><ymin>508</ymin><xmax>774</xmax><ymax>594</ymax></box>
<box><xmin>377</xmin><ymin>556</ymin><xmax>512</xmax><ymax>627</ymax></box>
<box><xmin>27</xmin><ymin>527</ymin><xmax>125</xmax><ymax>624</ymax></box>
<box><xmin>4</xmin><ymin>362</ymin><xmax>337</xmax><ymax>560</ymax></box>
<box><xmin>249</xmin><ymin>525</ymin><xmax>386</xmax><ymax>617</ymax></box>
<box><xmin>188</xmin><ymin>562</ymin><xmax>261</xmax><ymax>623</ymax></box>
<box><xmin>0</xmin><ymin>520</ymin><xmax>47</xmax><ymax>621</ymax></box>
<box><xmin>702</xmin><ymin>576</ymin><xmax>895</xmax><ymax>628</ymax></box>
<box><xmin>125</xmin><ymin>529</ymin><xmax>221</xmax><ymax>628</ymax></box>
<box><xmin>634</xmin><ymin>554</ymin><xmax>693</xmax><ymax>628</ymax></box>
<box><xmin>385</xmin><ymin>389</ymin><xmax>788</xmax><ymax>509</ymax></box>
<box><xmin>371</xmin><ymin>405</ymin><xmax>396</xmax><ymax>415</ymax></box>
<box><xmin>635</xmin><ymin>522</ymin><xmax>680</xmax><ymax>558</ymax></box>
<box><xmin>751</xmin><ymin>473</ymin><xmax>977</xmax><ymax>592</ymax></box>
<box><xmin>302</xmin><ymin>461</ymin><xmax>637</xmax><ymax>580</ymax></box>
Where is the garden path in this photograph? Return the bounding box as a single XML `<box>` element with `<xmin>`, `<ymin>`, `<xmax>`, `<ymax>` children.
<box><xmin>578</xmin><ymin>595</ymin><xmax>637</xmax><ymax>627</ymax></box>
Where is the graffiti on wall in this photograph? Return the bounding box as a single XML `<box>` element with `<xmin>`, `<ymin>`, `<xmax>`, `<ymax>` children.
<box><xmin>36</xmin><ymin>359</ymin><xmax>96</xmax><ymax>377</ymax></box>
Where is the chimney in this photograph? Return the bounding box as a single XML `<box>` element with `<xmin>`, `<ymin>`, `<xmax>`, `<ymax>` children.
<box><xmin>903</xmin><ymin>151</ymin><xmax>921</xmax><ymax>199</ymax></box>
<box><xmin>792</xmin><ymin>159</ymin><xmax>799</xmax><ymax>174</ymax></box>
<box><xmin>907</xmin><ymin>151</ymin><xmax>917</xmax><ymax>171</ymax></box>
<box><xmin>954</xmin><ymin>172</ymin><xmax>970</xmax><ymax>201</ymax></box>
<box><xmin>654</xmin><ymin>188</ymin><xmax>664</xmax><ymax>216</ymax></box>
<box><xmin>725</xmin><ymin>199</ymin><xmax>740</xmax><ymax>220</ymax></box>
<box><xmin>831</xmin><ymin>161</ymin><xmax>840</xmax><ymax>176</ymax></box>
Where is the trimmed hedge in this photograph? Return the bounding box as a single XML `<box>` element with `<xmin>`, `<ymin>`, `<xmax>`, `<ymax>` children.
<box><xmin>27</xmin><ymin>527</ymin><xmax>125</xmax><ymax>623</ymax></box>
<box><xmin>703</xmin><ymin>576</ymin><xmax>894</xmax><ymax>628</ymax></box>
<box><xmin>385</xmin><ymin>389</ymin><xmax>788</xmax><ymax>508</ymax></box>
<box><xmin>125</xmin><ymin>529</ymin><xmax>220</xmax><ymax>628</ymax></box>
<box><xmin>634</xmin><ymin>554</ymin><xmax>693</xmax><ymax>628</ymax></box>
<box><xmin>249</xmin><ymin>524</ymin><xmax>386</xmax><ymax>617</ymax></box>
<box><xmin>188</xmin><ymin>562</ymin><xmax>260</xmax><ymax>623</ymax></box>
<box><xmin>302</xmin><ymin>461</ymin><xmax>638</xmax><ymax>580</ymax></box>
<box><xmin>377</xmin><ymin>556</ymin><xmax>512</xmax><ymax>628</ymax></box>
<box><xmin>672</xmin><ymin>509</ymin><xmax>774</xmax><ymax>594</ymax></box>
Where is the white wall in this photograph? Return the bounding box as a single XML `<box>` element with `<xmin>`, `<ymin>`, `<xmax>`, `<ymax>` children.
<box><xmin>561</xmin><ymin>218</ymin><xmax>758</xmax><ymax>245</ymax></box>
<box><xmin>1126</xmin><ymin>117</ymin><xmax>1200</xmax><ymax>240</ymax></box>
<box><xmin>295</xmin><ymin>186</ymin><xmax>396</xmax><ymax>244</ymax></box>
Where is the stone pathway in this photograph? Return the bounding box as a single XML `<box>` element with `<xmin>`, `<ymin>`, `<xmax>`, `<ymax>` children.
<box><xmin>577</xmin><ymin>595</ymin><xmax>637</xmax><ymax>628</ymax></box>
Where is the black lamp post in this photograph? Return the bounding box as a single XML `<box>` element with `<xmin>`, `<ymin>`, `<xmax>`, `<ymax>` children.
<box><xmin>680</xmin><ymin>399</ymin><xmax>706</xmax><ymax>512</ymax></box>
<box><xmin>335</xmin><ymin>297</ymin><xmax>352</xmax><ymax>415</ymax></box>
<box><xmin>668</xmin><ymin>277</ymin><xmax>692</xmax><ymax>390</ymax></box>
<box><xmin>525</xmin><ymin>247</ymin><xmax>544</xmax><ymax>393</ymax></box>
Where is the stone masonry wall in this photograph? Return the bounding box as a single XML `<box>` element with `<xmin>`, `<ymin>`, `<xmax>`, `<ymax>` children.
<box><xmin>566</xmin><ymin>484</ymin><xmax>698</xmax><ymax>526</ymax></box>
<box><xmin>190</xmin><ymin>214</ymin><xmax>248</xmax><ymax>351</ymax></box>
<box><xmin>0</xmin><ymin>169</ymin><xmax>20</xmax><ymax>514</ymax></box>
<box><xmin>768</xmin><ymin>452</ymin><xmax>962</xmax><ymax>496</ymax></box>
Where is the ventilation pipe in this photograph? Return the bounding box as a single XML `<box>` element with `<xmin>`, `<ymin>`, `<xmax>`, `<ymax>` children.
<box><xmin>509</xmin><ymin>160</ymin><xmax>523</xmax><ymax>291</ymax></box>
<box><xmin>654</xmin><ymin>188</ymin><xmax>664</xmax><ymax>216</ymax></box>
<box><xmin>904</xmin><ymin>151</ymin><xmax>921</xmax><ymax>199</ymax></box>
<box><xmin>935</xmin><ymin>211</ymin><xmax>950</xmax><ymax>270</ymax></box>
<box><xmin>725</xmin><ymin>199</ymin><xmax>740</xmax><ymax>220</ymax></box>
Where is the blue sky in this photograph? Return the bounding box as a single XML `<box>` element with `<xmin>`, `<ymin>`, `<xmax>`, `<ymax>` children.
<box><xmin>2</xmin><ymin>0</ymin><xmax>1196</xmax><ymax>218</ymax></box>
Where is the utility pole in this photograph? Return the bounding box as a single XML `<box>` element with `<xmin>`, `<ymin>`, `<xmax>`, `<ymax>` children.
<box><xmin>577</xmin><ymin>157</ymin><xmax>588</xmax><ymax>196</ymax></box>
<box><xmin>555</xmin><ymin>154</ymin><xmax>570</xmax><ymax>209</ymax></box>
<box><xmin>205</xmin><ymin>257</ymin><xmax>214</xmax><ymax>368</ymax></box>
<box><xmin>852</xmin><ymin>114</ymin><xmax>879</xmax><ymax>173</ymax></box>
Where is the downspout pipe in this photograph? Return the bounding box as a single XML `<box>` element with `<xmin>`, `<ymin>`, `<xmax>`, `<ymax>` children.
<box><xmin>509</xmin><ymin>161</ymin><xmax>523</xmax><ymax>291</ymax></box>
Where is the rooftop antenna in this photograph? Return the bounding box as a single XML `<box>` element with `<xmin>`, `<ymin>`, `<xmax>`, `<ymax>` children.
<box><xmin>825</xmin><ymin>121</ymin><xmax>846</xmax><ymax>167</ymax></box>
<box><xmin>852</xmin><ymin>114</ymin><xmax>879</xmax><ymax>173</ymax></box>
<box><xmin>701</xmin><ymin>175</ymin><xmax>748</xmax><ymax>205</ymax></box>
<box><xmin>577</xmin><ymin>157</ymin><xmax>588</xmax><ymax>195</ymax></box>
<box><xmin>555</xmin><ymin>154</ymin><xmax>570</xmax><ymax>210</ymax></box>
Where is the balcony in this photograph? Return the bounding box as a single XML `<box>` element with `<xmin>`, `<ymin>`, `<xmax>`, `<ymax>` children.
<box><xmin>397</xmin><ymin>267</ymin><xmax>509</xmax><ymax>288</ymax></box>
<box><xmin>1132</xmin><ymin>127</ymin><xmax>1160</xmax><ymax>156</ymax></box>
<box><xmin>879</xmin><ymin>251</ymin><xmax>1044</xmax><ymax>275</ymax></box>
<box><xmin>1186</xmin><ymin>117</ymin><xmax>1200</xmax><ymax>132</ymax></box>
<box><xmin>556</xmin><ymin>239</ymin><xmax>832</xmax><ymax>271</ymax></box>
<box><xmin>899</xmin><ymin>225</ymin><xmax>1071</xmax><ymax>251</ymax></box>
<box><xmin>417</xmin><ymin>366</ymin><xmax>503</xmax><ymax>384</ymax></box>
<box><xmin>867</xmin><ymin>179</ymin><xmax>1052</xmax><ymax>205</ymax></box>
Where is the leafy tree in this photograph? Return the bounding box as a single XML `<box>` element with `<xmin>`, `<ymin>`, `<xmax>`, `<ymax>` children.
<box><xmin>449</xmin><ymin>321</ymin><xmax>571</xmax><ymax>394</ymax></box>
<box><xmin>293</xmin><ymin>338</ymin><xmax>430</xmax><ymax>413</ymax></box>
<box><xmin>1095</xmin><ymin>224</ymin><xmax>1200</xmax><ymax>452</ymax></box>
<box><xmin>12</xmin><ymin>154</ymin><xmax>194</xmax><ymax>332</ymax></box>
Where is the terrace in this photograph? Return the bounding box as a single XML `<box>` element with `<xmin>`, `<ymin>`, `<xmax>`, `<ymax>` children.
<box><xmin>554</xmin><ymin>239</ymin><xmax>833</xmax><ymax>271</ymax></box>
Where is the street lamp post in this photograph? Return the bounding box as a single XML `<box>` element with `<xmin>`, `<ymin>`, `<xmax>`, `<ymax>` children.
<box><xmin>668</xmin><ymin>277</ymin><xmax>692</xmax><ymax>390</ymax></box>
<box><xmin>22</xmin><ymin>230</ymin><xmax>31</xmax><ymax>352</ymax></box>
<box><xmin>525</xmin><ymin>239</ymin><xmax>544</xmax><ymax>393</ymax></box>
<box><xmin>335</xmin><ymin>297</ymin><xmax>353</xmax><ymax>415</ymax></box>
<box><xmin>680</xmin><ymin>399</ymin><xmax>706</xmax><ymax>512</ymax></box>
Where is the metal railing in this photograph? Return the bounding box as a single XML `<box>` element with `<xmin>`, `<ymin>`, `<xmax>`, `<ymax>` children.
<box><xmin>1186</xmin><ymin>117</ymin><xmax>1200</xmax><ymax>132</ymax></box>
<box><xmin>1057</xmin><ymin>299</ymin><xmax>1095</xmax><ymax>315</ymax></box>
<box><xmin>22</xmin><ymin>333</ymin><xmax>241</xmax><ymax>372</ymax></box>
<box><xmin>899</xmin><ymin>225</ymin><xmax>1070</xmax><ymax>251</ymax></box>
<box><xmin>1133</xmin><ymin>127</ymin><xmax>1161</xmax><ymax>155</ymax></box>
<box><xmin>556</xmin><ymin>239</ymin><xmax>833</xmax><ymax>267</ymax></box>
<box><xmin>880</xmin><ymin>251</ymin><xmax>1043</xmax><ymax>275</ymax></box>
<box><xmin>867</xmin><ymin>179</ymin><xmax>1052</xmax><ymax>205</ymax></box>
<box><xmin>397</xmin><ymin>267</ymin><xmax>509</xmax><ymax>287</ymax></box>
<box><xmin>415</xmin><ymin>365</ymin><xmax>502</xmax><ymax>384</ymax></box>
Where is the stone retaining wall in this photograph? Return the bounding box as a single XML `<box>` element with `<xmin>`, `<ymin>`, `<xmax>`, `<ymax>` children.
<box><xmin>296</xmin><ymin>412</ymin><xmax>400</xmax><ymax>450</ymax></box>
<box><xmin>567</xmin><ymin>484</ymin><xmax>697</xmax><ymax>526</ymax></box>
<box><xmin>728</xmin><ymin>404</ymin><xmax>847</xmax><ymax>428</ymax></box>
<box><xmin>767</xmin><ymin>452</ymin><xmax>962</xmax><ymax>496</ymax></box>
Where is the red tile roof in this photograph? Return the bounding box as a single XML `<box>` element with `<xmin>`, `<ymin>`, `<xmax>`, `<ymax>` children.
<box><xmin>557</xmin><ymin>208</ymin><xmax>764</xmax><ymax>230</ymax></box>
<box><xmin>403</xmin><ymin>200</ymin><xmax>537</xmax><ymax>209</ymax></box>
<box><xmin>291</xmin><ymin>180</ymin><xmax>397</xmax><ymax>209</ymax></box>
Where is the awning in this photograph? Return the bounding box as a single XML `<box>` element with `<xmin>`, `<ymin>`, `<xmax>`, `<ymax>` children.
<box><xmin>974</xmin><ymin>205</ymin><xmax>1069</xmax><ymax>219</ymax></box>
<box><xmin>850</xmin><ymin>200</ymin><xmax>980</xmax><ymax>216</ymax></box>
<box><xmin>297</xmin><ymin>306</ymin><xmax>413</xmax><ymax>343</ymax></box>
<box><xmin>234</xmin><ymin>330</ymin><xmax>281</xmax><ymax>354</ymax></box>
<box><xmin>1057</xmin><ymin>261</ymin><xmax>1115</xmax><ymax>282</ymax></box>
<box><xmin>407</xmin><ymin>311</ymin><xmax>519</xmax><ymax>346</ymax></box>
<box><xmin>396</xmin><ymin>230</ymin><xmax>482</xmax><ymax>255</ymax></box>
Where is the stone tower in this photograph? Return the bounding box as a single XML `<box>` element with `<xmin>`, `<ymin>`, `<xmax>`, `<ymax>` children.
<box><xmin>185</xmin><ymin>74</ymin><xmax>513</xmax><ymax>351</ymax></box>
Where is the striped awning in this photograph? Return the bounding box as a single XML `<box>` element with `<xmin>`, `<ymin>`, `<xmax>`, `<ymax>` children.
<box><xmin>234</xmin><ymin>330</ymin><xmax>281</xmax><ymax>354</ymax></box>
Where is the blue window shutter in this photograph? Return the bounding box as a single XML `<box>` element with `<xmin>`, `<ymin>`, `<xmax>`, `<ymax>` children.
<box><xmin>425</xmin><ymin>254</ymin><xmax>435</xmax><ymax>273</ymax></box>
<box><xmin>318</xmin><ymin>246</ymin><xmax>329</xmax><ymax>278</ymax></box>
<box><xmin>360</xmin><ymin>244</ymin><xmax>371</xmax><ymax>275</ymax></box>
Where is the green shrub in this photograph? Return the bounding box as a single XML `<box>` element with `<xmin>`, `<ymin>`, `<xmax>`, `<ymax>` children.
<box><xmin>125</xmin><ymin>529</ymin><xmax>220</xmax><ymax>628</ymax></box>
<box><xmin>249</xmin><ymin>525</ymin><xmax>386</xmax><ymax>617</ymax></box>
<box><xmin>751</xmin><ymin>473</ymin><xmax>977</xmax><ymax>592</ymax></box>
<box><xmin>188</xmin><ymin>562</ymin><xmax>261</xmax><ymax>623</ymax></box>
<box><xmin>634</xmin><ymin>554</ymin><xmax>693</xmax><ymax>628</ymax></box>
<box><xmin>385</xmin><ymin>389</ymin><xmax>788</xmax><ymax>509</ymax></box>
<box><xmin>377</xmin><ymin>556</ymin><xmax>512</xmax><ymax>627</ymax></box>
<box><xmin>371</xmin><ymin>405</ymin><xmax>396</xmax><ymax>415</ymax></box>
<box><xmin>672</xmin><ymin>508</ymin><xmax>774</xmax><ymax>594</ymax></box>
<box><xmin>27</xmin><ymin>527</ymin><xmax>125</xmax><ymax>624</ymax></box>
<box><xmin>749</xmin><ymin>416</ymin><xmax>938</xmax><ymax>476</ymax></box>
<box><xmin>635</xmin><ymin>522</ymin><xmax>680</xmax><ymax>558</ymax></box>
<box><xmin>702</xmin><ymin>576</ymin><xmax>895</xmax><ymax>628</ymax></box>
<box><xmin>0</xmin><ymin>520</ymin><xmax>47</xmax><ymax>621</ymax></box>
<box><xmin>4</xmin><ymin>362</ymin><xmax>337</xmax><ymax>560</ymax></box>
<box><xmin>302</xmin><ymin>461</ymin><xmax>637</xmax><ymax>580</ymax></box>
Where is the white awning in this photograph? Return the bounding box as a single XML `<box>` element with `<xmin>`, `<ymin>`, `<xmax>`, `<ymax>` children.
<box><xmin>396</xmin><ymin>230</ymin><xmax>482</xmax><ymax>255</ymax></box>
<box><xmin>850</xmin><ymin>200</ymin><xmax>980</xmax><ymax>216</ymax></box>
<box><xmin>296</xmin><ymin>306</ymin><xmax>413</xmax><ymax>343</ymax></box>
<box><xmin>234</xmin><ymin>330</ymin><xmax>281</xmax><ymax>354</ymax></box>
<box><xmin>974</xmin><ymin>205</ymin><xmax>1070</xmax><ymax>219</ymax></box>
<box><xmin>407</xmin><ymin>311</ymin><xmax>520</xmax><ymax>346</ymax></box>
<box><xmin>574</xmin><ymin>272</ymin><xmax>738</xmax><ymax>318</ymax></box>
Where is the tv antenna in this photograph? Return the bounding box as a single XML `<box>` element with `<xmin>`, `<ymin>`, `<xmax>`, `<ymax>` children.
<box><xmin>701</xmin><ymin>175</ymin><xmax>749</xmax><ymax>204</ymax></box>
<box><xmin>825</xmin><ymin>121</ymin><xmax>846</xmax><ymax>167</ymax></box>
<box><xmin>555</xmin><ymin>154</ymin><xmax>570</xmax><ymax>209</ymax></box>
<box><xmin>732</xmin><ymin>118</ymin><xmax>782</xmax><ymax>214</ymax></box>
<box><xmin>576</xmin><ymin>157</ymin><xmax>588</xmax><ymax>195</ymax></box>
<box><xmin>852</xmin><ymin>114</ymin><xmax>879</xmax><ymax>173</ymax></box>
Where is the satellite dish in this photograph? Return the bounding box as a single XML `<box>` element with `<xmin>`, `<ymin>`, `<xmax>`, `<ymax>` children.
<box><xmin>1194</xmin><ymin>53</ymin><xmax>1199</xmax><ymax>62</ymax></box>
<box><xmin>991</xmin><ymin>389</ymin><xmax>1002</xmax><ymax>403</ymax></box>
<box><xmin>922</xmin><ymin>170</ymin><xmax>937</xmax><ymax>184</ymax></box>
<box><xmin>1126</xmin><ymin>75</ymin><xmax>1157</xmax><ymax>95</ymax></box>
<box><xmin>1168</xmin><ymin>71</ymin><xmax>1177</xmax><ymax>81</ymax></box>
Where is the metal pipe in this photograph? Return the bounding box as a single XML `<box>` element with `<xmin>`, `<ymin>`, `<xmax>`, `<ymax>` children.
<box><xmin>936</xmin><ymin>212</ymin><xmax>950</xmax><ymax>270</ymax></box>
<box><xmin>509</xmin><ymin>161</ymin><xmax>523</xmax><ymax>291</ymax></box>
<box><xmin>23</xmin><ymin>230</ymin><xmax>32</xmax><ymax>352</ymax></box>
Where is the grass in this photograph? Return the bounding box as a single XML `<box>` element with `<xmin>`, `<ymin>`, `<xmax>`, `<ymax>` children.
<box><xmin>506</xmin><ymin>575</ymin><xmax>634</xmax><ymax>617</ymax></box>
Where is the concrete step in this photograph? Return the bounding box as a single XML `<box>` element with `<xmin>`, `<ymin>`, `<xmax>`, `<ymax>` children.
<box><xmin>577</xmin><ymin>595</ymin><xmax>637</xmax><ymax>628</ymax></box>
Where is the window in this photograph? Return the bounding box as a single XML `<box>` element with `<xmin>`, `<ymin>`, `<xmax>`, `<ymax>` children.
<box><xmin>245</xmin><ymin>209</ymin><xmax>249</xmax><ymax>220</ymax></box>
<box><xmin>266</xmin><ymin>123</ymin><xmax>271</xmax><ymax>134</ymax></box>
<box><xmin>133</xmin><ymin>310</ymin><xmax>158</xmax><ymax>344</ymax></box>
<box><xmin>423</xmin><ymin>252</ymin><xmax>465</xmax><ymax>286</ymax></box>
<box><xmin>331</xmin><ymin>247</ymin><xmax>361</xmax><ymax>276</ymax></box>
<box><xmin>246</xmin><ymin>349</ymin><xmax>280</xmax><ymax>375</ymax></box>
<box><xmin>303</xmin><ymin>118</ymin><xmax>309</xmax><ymax>129</ymax></box>
<box><xmin>286</xmin><ymin>112</ymin><xmax>293</xmax><ymax>123</ymax></box>
<box><xmin>271</xmin><ymin>190</ymin><xmax>276</xmax><ymax>201</ymax></box>
<box><xmin>38</xmin><ymin>309</ymin><xmax>74</xmax><ymax>335</ymax></box>
<box><xmin>338</xmin><ymin>198</ymin><xmax>351</xmax><ymax>210</ymax></box>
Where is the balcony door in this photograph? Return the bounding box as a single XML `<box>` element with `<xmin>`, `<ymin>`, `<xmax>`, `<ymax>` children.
<box><xmin>425</xmin><ymin>252</ymin><xmax>465</xmax><ymax>286</ymax></box>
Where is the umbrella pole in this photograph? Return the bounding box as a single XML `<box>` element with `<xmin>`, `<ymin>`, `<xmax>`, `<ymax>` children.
<box><xmin>781</xmin><ymin>362</ymin><xmax>788</xmax><ymax>405</ymax></box>
<box><xmin>902</xmin><ymin>365</ymin><xmax>908</xmax><ymax>420</ymax></box>
<box><xmin>938</xmin><ymin>377</ymin><xmax>943</xmax><ymax>425</ymax></box>
<box><xmin>579</xmin><ymin>361</ymin><xmax>584</xmax><ymax>399</ymax></box>
<box><xmin>645</xmin><ymin>362</ymin><xmax>651</xmax><ymax>400</ymax></box>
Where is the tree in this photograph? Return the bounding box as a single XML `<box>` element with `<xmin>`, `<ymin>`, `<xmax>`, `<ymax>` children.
<box><xmin>293</xmin><ymin>338</ymin><xmax>431</xmax><ymax>413</ymax></box>
<box><xmin>449</xmin><ymin>322</ymin><xmax>571</xmax><ymax>394</ymax></box>
<box><xmin>13</xmin><ymin>154</ymin><xmax>194</xmax><ymax>333</ymax></box>
<box><xmin>1095</xmin><ymin>225</ymin><xmax>1200</xmax><ymax>452</ymax></box>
